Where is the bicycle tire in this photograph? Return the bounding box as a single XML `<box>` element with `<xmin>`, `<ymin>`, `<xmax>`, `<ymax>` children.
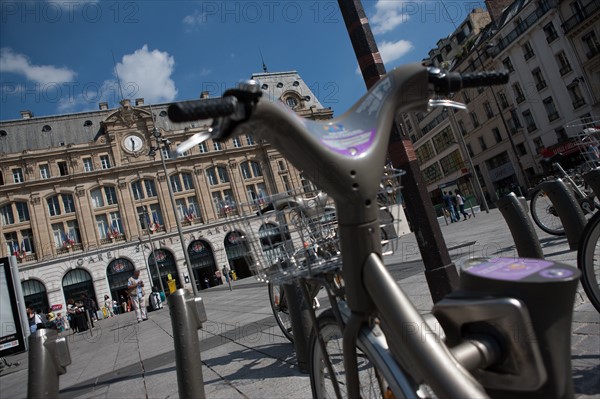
<box><xmin>530</xmin><ymin>188</ymin><xmax>566</xmax><ymax>236</ymax></box>
<box><xmin>309</xmin><ymin>310</ymin><xmax>421</xmax><ymax>399</ymax></box>
<box><xmin>268</xmin><ymin>282</ymin><xmax>294</xmax><ymax>343</ymax></box>
<box><xmin>577</xmin><ymin>212</ymin><xmax>600</xmax><ymax>313</ymax></box>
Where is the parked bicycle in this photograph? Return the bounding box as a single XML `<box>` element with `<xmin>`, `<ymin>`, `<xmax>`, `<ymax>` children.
<box><xmin>529</xmin><ymin>154</ymin><xmax>597</xmax><ymax>235</ymax></box>
<box><xmin>577</xmin><ymin>210</ymin><xmax>600</xmax><ymax>313</ymax></box>
<box><xmin>170</xmin><ymin>64</ymin><xmax>579</xmax><ymax>398</ymax></box>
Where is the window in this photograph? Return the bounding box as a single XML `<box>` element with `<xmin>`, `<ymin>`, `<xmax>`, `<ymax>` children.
<box><xmin>439</xmin><ymin>150</ymin><xmax>463</xmax><ymax>174</ymax></box>
<box><xmin>516</xmin><ymin>143</ymin><xmax>527</xmax><ymax>156</ymax></box>
<box><xmin>543</xmin><ymin>97</ymin><xmax>560</xmax><ymax>121</ymax></box>
<box><xmin>246</xmin><ymin>183</ymin><xmax>268</xmax><ymax>204</ymax></box>
<box><xmin>213</xmin><ymin>141</ymin><xmax>223</xmax><ymax>151</ymax></box>
<box><xmin>132</xmin><ymin>179</ymin><xmax>157</xmax><ymax>200</ymax></box>
<box><xmin>83</xmin><ymin>158</ymin><xmax>94</xmax><ymax>172</ymax></box>
<box><xmin>51</xmin><ymin>220</ymin><xmax>81</xmax><ymax>248</ymax></box>
<box><xmin>543</xmin><ymin>22</ymin><xmax>558</xmax><ymax>43</ymax></box>
<box><xmin>470</xmin><ymin>112</ymin><xmax>480</xmax><ymax>128</ymax></box>
<box><xmin>240</xmin><ymin>161</ymin><xmax>263</xmax><ymax>179</ymax></box>
<box><xmin>492</xmin><ymin>128</ymin><xmax>502</xmax><ymax>144</ymax></box>
<box><xmin>144</xmin><ymin>180</ymin><xmax>157</xmax><ymax>197</ymax></box>
<box><xmin>136</xmin><ymin>204</ymin><xmax>163</xmax><ymax>230</ymax></box>
<box><xmin>502</xmin><ymin>57</ymin><xmax>514</xmax><ymax>73</ymax></box>
<box><xmin>498</xmin><ymin>91</ymin><xmax>509</xmax><ymax>109</ymax></box>
<box><xmin>483</xmin><ymin>101</ymin><xmax>494</xmax><ymax>119</ymax></box>
<box><xmin>533</xmin><ymin>137</ymin><xmax>544</xmax><ymax>153</ymax></box>
<box><xmin>522</xmin><ymin>110</ymin><xmax>537</xmax><ymax>132</ymax></box>
<box><xmin>198</xmin><ymin>141</ymin><xmax>209</xmax><ymax>153</ymax></box>
<box><xmin>423</xmin><ymin>163</ymin><xmax>443</xmax><ymax>185</ymax></box>
<box><xmin>246</xmin><ymin>134</ymin><xmax>255</xmax><ymax>145</ymax></box>
<box><xmin>47</xmin><ymin>196</ymin><xmax>61</xmax><ymax>216</ymax></box>
<box><xmin>161</xmin><ymin>146</ymin><xmax>170</xmax><ymax>159</ymax></box>
<box><xmin>278</xmin><ymin>160</ymin><xmax>287</xmax><ymax>171</ymax></box>
<box><xmin>512</xmin><ymin>82</ymin><xmax>525</xmax><ymax>103</ymax></box>
<box><xmin>555</xmin><ymin>51</ymin><xmax>572</xmax><ymax>75</ymax></box>
<box><xmin>282</xmin><ymin>175</ymin><xmax>291</xmax><ymax>192</ymax></box>
<box><xmin>457</xmin><ymin>120</ymin><xmax>467</xmax><ymax>136</ymax></box>
<box><xmin>232</xmin><ymin>137</ymin><xmax>242</xmax><ymax>148</ymax></box>
<box><xmin>567</xmin><ymin>83</ymin><xmax>586</xmax><ymax>109</ymax></box>
<box><xmin>466</xmin><ymin>144</ymin><xmax>474</xmax><ymax>157</ymax></box>
<box><xmin>212</xmin><ymin>189</ymin><xmax>236</xmax><ymax>217</ymax></box>
<box><xmin>12</xmin><ymin>168</ymin><xmax>24</xmax><ymax>184</ymax></box>
<box><xmin>555</xmin><ymin>127</ymin><xmax>568</xmax><ymax>142</ymax></box>
<box><xmin>432</xmin><ymin>126</ymin><xmax>454</xmax><ymax>154</ymax></box>
<box><xmin>91</xmin><ymin>189</ymin><xmax>105</xmax><ymax>208</ymax></box>
<box><xmin>522</xmin><ymin>41</ymin><xmax>535</xmax><ymax>60</ymax></box>
<box><xmin>462</xmin><ymin>91</ymin><xmax>471</xmax><ymax>104</ymax></box>
<box><xmin>206</xmin><ymin>166</ymin><xmax>229</xmax><ymax>185</ymax></box>
<box><xmin>478</xmin><ymin>137</ymin><xmax>487</xmax><ymax>151</ymax></box>
<box><xmin>176</xmin><ymin>196</ymin><xmax>201</xmax><ymax>222</ymax></box>
<box><xmin>285</xmin><ymin>96</ymin><xmax>299</xmax><ymax>109</ymax></box>
<box><xmin>58</xmin><ymin>161</ymin><xmax>68</xmax><ymax>176</ymax></box>
<box><xmin>1</xmin><ymin>204</ymin><xmax>14</xmax><ymax>225</ymax></box>
<box><xmin>415</xmin><ymin>141</ymin><xmax>435</xmax><ymax>164</ymax></box>
<box><xmin>62</xmin><ymin>194</ymin><xmax>75</xmax><ymax>213</ymax></box>
<box><xmin>105</xmin><ymin>187</ymin><xmax>118</xmax><ymax>205</ymax></box>
<box><xmin>582</xmin><ymin>31</ymin><xmax>600</xmax><ymax>59</ymax></box>
<box><xmin>532</xmin><ymin>68</ymin><xmax>547</xmax><ymax>91</ymax></box>
<box><xmin>39</xmin><ymin>164</ymin><xmax>51</xmax><ymax>179</ymax></box>
<box><xmin>170</xmin><ymin>173</ymin><xmax>194</xmax><ymax>193</ymax></box>
<box><xmin>100</xmin><ymin>155</ymin><xmax>111</xmax><ymax>169</ymax></box>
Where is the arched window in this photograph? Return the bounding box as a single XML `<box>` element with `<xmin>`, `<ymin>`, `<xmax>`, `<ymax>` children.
<box><xmin>240</xmin><ymin>161</ymin><xmax>262</xmax><ymax>179</ymax></box>
<box><xmin>62</xmin><ymin>268</ymin><xmax>96</xmax><ymax>304</ymax></box>
<box><xmin>1</xmin><ymin>201</ymin><xmax>30</xmax><ymax>225</ymax></box>
<box><xmin>170</xmin><ymin>172</ymin><xmax>195</xmax><ymax>192</ymax></box>
<box><xmin>206</xmin><ymin>166</ymin><xmax>230</xmax><ymax>185</ymax></box>
<box><xmin>131</xmin><ymin>179</ymin><xmax>158</xmax><ymax>200</ymax></box>
<box><xmin>22</xmin><ymin>279</ymin><xmax>49</xmax><ymax>312</ymax></box>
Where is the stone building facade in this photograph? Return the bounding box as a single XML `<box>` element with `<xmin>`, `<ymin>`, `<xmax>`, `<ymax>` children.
<box><xmin>0</xmin><ymin>70</ymin><xmax>333</xmax><ymax>313</ymax></box>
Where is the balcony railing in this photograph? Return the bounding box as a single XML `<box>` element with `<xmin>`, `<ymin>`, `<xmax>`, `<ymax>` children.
<box><xmin>536</xmin><ymin>81</ymin><xmax>548</xmax><ymax>91</ymax></box>
<box><xmin>573</xmin><ymin>98</ymin><xmax>587</xmax><ymax>109</ymax></box>
<box><xmin>496</xmin><ymin>0</ymin><xmax>556</xmax><ymax>52</ymax></box>
<box><xmin>562</xmin><ymin>1</ymin><xmax>600</xmax><ymax>34</ymax></box>
<box><xmin>559</xmin><ymin>65</ymin><xmax>573</xmax><ymax>75</ymax></box>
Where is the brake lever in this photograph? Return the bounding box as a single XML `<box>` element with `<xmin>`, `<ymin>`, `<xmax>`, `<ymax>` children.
<box><xmin>428</xmin><ymin>99</ymin><xmax>467</xmax><ymax>111</ymax></box>
<box><xmin>175</xmin><ymin>130</ymin><xmax>214</xmax><ymax>157</ymax></box>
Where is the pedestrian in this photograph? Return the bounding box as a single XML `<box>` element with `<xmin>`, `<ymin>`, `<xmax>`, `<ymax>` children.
<box><xmin>67</xmin><ymin>298</ymin><xmax>78</xmax><ymax>334</ymax></box>
<box><xmin>442</xmin><ymin>191</ymin><xmax>457</xmax><ymax>223</ymax></box>
<box><xmin>27</xmin><ymin>307</ymin><xmax>43</xmax><ymax>334</ymax></box>
<box><xmin>113</xmin><ymin>299</ymin><xmax>120</xmax><ymax>315</ymax></box>
<box><xmin>127</xmin><ymin>269</ymin><xmax>148</xmax><ymax>323</ymax></box>
<box><xmin>455</xmin><ymin>189</ymin><xmax>471</xmax><ymax>221</ymax></box>
<box><xmin>215</xmin><ymin>269</ymin><xmax>223</xmax><ymax>285</ymax></box>
<box><xmin>104</xmin><ymin>295</ymin><xmax>114</xmax><ymax>318</ymax></box>
<box><xmin>120</xmin><ymin>295</ymin><xmax>127</xmax><ymax>313</ymax></box>
<box><xmin>81</xmin><ymin>294</ymin><xmax>95</xmax><ymax>328</ymax></box>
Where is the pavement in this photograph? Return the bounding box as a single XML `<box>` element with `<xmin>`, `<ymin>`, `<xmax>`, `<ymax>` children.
<box><xmin>1</xmin><ymin>207</ymin><xmax>599</xmax><ymax>399</ymax></box>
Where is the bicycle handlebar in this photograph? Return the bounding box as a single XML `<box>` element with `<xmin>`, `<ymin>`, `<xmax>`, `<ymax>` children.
<box><xmin>168</xmin><ymin>96</ymin><xmax>239</xmax><ymax>122</ymax></box>
<box><xmin>427</xmin><ymin>68</ymin><xmax>509</xmax><ymax>95</ymax></box>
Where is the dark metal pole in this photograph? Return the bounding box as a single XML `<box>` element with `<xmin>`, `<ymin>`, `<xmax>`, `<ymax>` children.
<box><xmin>27</xmin><ymin>329</ymin><xmax>71</xmax><ymax>399</ymax></box>
<box><xmin>337</xmin><ymin>0</ymin><xmax>458</xmax><ymax>301</ymax></box>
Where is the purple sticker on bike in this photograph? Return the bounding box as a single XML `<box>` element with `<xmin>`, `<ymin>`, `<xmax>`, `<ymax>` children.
<box><xmin>466</xmin><ymin>258</ymin><xmax>554</xmax><ymax>281</ymax></box>
<box><xmin>320</xmin><ymin>125</ymin><xmax>376</xmax><ymax>157</ymax></box>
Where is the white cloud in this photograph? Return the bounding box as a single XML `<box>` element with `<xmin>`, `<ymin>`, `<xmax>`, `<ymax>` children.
<box><xmin>371</xmin><ymin>1</ymin><xmax>420</xmax><ymax>35</ymax></box>
<box><xmin>378</xmin><ymin>39</ymin><xmax>414</xmax><ymax>64</ymax></box>
<box><xmin>0</xmin><ymin>47</ymin><xmax>76</xmax><ymax>85</ymax></box>
<box><xmin>355</xmin><ymin>39</ymin><xmax>413</xmax><ymax>74</ymax></box>
<box><xmin>183</xmin><ymin>9</ymin><xmax>206</xmax><ymax>31</ymax></box>
<box><xmin>115</xmin><ymin>45</ymin><xmax>177</xmax><ymax>104</ymax></box>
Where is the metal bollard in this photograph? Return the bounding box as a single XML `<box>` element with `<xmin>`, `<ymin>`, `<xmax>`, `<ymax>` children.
<box><xmin>168</xmin><ymin>289</ymin><xmax>207</xmax><ymax>399</ymax></box>
<box><xmin>27</xmin><ymin>328</ymin><xmax>71</xmax><ymax>399</ymax></box>
<box><xmin>541</xmin><ymin>179</ymin><xmax>587</xmax><ymax>250</ymax></box>
<box><xmin>283</xmin><ymin>282</ymin><xmax>312</xmax><ymax>373</ymax></box>
<box><xmin>583</xmin><ymin>168</ymin><xmax>600</xmax><ymax>199</ymax></box>
<box><xmin>496</xmin><ymin>192</ymin><xmax>544</xmax><ymax>259</ymax></box>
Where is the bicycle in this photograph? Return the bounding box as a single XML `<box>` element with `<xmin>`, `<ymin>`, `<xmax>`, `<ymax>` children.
<box><xmin>170</xmin><ymin>64</ymin><xmax>579</xmax><ymax>398</ymax></box>
<box><xmin>576</xmin><ymin>210</ymin><xmax>600</xmax><ymax>313</ymax></box>
<box><xmin>529</xmin><ymin>154</ymin><xmax>597</xmax><ymax>235</ymax></box>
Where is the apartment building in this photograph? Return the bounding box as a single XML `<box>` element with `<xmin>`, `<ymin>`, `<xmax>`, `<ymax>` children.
<box><xmin>0</xmin><ymin>71</ymin><xmax>333</xmax><ymax>312</ymax></box>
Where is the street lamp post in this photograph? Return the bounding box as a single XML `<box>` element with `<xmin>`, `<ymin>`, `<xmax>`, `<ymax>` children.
<box><xmin>151</xmin><ymin>126</ymin><xmax>200</xmax><ymax>297</ymax></box>
<box><xmin>139</xmin><ymin>209</ymin><xmax>165</xmax><ymax>295</ymax></box>
<box><xmin>448</xmin><ymin>110</ymin><xmax>490</xmax><ymax>213</ymax></box>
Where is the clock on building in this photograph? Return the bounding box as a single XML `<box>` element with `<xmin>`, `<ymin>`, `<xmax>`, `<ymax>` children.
<box><xmin>122</xmin><ymin>134</ymin><xmax>145</xmax><ymax>154</ymax></box>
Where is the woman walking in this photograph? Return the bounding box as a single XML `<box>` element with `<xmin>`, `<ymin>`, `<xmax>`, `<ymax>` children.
<box><xmin>454</xmin><ymin>189</ymin><xmax>471</xmax><ymax>221</ymax></box>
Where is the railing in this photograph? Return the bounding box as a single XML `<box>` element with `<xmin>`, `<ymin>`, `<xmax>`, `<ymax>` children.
<box><xmin>496</xmin><ymin>0</ymin><xmax>555</xmax><ymax>52</ymax></box>
<box><xmin>562</xmin><ymin>0</ymin><xmax>599</xmax><ymax>34</ymax></box>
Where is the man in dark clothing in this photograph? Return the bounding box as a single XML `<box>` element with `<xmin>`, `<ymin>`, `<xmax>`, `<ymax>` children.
<box><xmin>442</xmin><ymin>191</ymin><xmax>457</xmax><ymax>223</ymax></box>
<box><xmin>81</xmin><ymin>294</ymin><xmax>95</xmax><ymax>328</ymax></box>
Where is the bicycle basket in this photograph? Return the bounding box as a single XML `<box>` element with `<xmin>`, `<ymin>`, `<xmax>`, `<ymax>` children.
<box><xmin>228</xmin><ymin>167</ymin><xmax>406</xmax><ymax>284</ymax></box>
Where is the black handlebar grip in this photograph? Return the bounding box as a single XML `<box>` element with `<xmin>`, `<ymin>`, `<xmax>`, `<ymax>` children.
<box><xmin>168</xmin><ymin>96</ymin><xmax>238</xmax><ymax>122</ymax></box>
<box><xmin>460</xmin><ymin>70</ymin><xmax>509</xmax><ymax>89</ymax></box>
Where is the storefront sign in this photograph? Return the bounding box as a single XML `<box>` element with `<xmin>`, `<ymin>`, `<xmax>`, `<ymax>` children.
<box><xmin>51</xmin><ymin>304</ymin><xmax>63</xmax><ymax>311</ymax></box>
<box><xmin>201</xmin><ymin>225</ymin><xmax>230</xmax><ymax>236</ymax></box>
<box><xmin>489</xmin><ymin>163</ymin><xmax>515</xmax><ymax>183</ymax></box>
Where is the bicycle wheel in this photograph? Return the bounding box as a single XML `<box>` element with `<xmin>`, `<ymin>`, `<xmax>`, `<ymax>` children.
<box><xmin>310</xmin><ymin>310</ymin><xmax>409</xmax><ymax>399</ymax></box>
<box><xmin>268</xmin><ymin>282</ymin><xmax>294</xmax><ymax>343</ymax></box>
<box><xmin>530</xmin><ymin>188</ymin><xmax>566</xmax><ymax>236</ymax></box>
<box><xmin>577</xmin><ymin>212</ymin><xmax>600</xmax><ymax>313</ymax></box>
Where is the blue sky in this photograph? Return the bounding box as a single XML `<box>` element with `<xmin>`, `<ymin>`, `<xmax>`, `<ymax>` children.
<box><xmin>0</xmin><ymin>1</ymin><xmax>487</xmax><ymax>121</ymax></box>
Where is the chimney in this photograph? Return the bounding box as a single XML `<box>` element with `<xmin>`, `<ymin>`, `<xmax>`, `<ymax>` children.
<box><xmin>99</xmin><ymin>102</ymin><xmax>108</xmax><ymax>110</ymax></box>
<box><xmin>485</xmin><ymin>0</ymin><xmax>513</xmax><ymax>25</ymax></box>
<box><xmin>20</xmin><ymin>110</ymin><xmax>33</xmax><ymax>119</ymax></box>
<box><xmin>200</xmin><ymin>91</ymin><xmax>210</xmax><ymax>99</ymax></box>
<box><xmin>135</xmin><ymin>98</ymin><xmax>144</xmax><ymax>106</ymax></box>
<box><xmin>120</xmin><ymin>99</ymin><xmax>131</xmax><ymax>108</ymax></box>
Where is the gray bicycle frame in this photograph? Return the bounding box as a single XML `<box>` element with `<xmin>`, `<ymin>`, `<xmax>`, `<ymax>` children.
<box><xmin>230</xmin><ymin>63</ymin><xmax>489</xmax><ymax>398</ymax></box>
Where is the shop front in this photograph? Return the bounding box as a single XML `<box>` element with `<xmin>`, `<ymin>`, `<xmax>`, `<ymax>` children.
<box><xmin>188</xmin><ymin>239</ymin><xmax>218</xmax><ymax>290</ymax></box>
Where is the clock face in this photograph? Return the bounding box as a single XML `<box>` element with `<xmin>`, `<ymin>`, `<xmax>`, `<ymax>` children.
<box><xmin>123</xmin><ymin>134</ymin><xmax>145</xmax><ymax>154</ymax></box>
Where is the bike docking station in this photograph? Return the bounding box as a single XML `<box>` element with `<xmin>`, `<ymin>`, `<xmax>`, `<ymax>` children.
<box><xmin>583</xmin><ymin>168</ymin><xmax>600</xmax><ymax>199</ymax></box>
<box><xmin>27</xmin><ymin>328</ymin><xmax>71</xmax><ymax>399</ymax></box>
<box><xmin>496</xmin><ymin>192</ymin><xmax>544</xmax><ymax>259</ymax></box>
<box><xmin>433</xmin><ymin>257</ymin><xmax>580</xmax><ymax>399</ymax></box>
<box><xmin>540</xmin><ymin>179</ymin><xmax>587</xmax><ymax>250</ymax></box>
<box><xmin>167</xmin><ymin>288</ymin><xmax>208</xmax><ymax>399</ymax></box>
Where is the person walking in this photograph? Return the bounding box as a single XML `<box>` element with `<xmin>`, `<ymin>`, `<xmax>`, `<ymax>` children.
<box><xmin>442</xmin><ymin>191</ymin><xmax>457</xmax><ymax>223</ymax></box>
<box><xmin>104</xmin><ymin>295</ymin><xmax>114</xmax><ymax>318</ymax></box>
<box><xmin>127</xmin><ymin>269</ymin><xmax>148</xmax><ymax>323</ymax></box>
<box><xmin>455</xmin><ymin>189</ymin><xmax>472</xmax><ymax>221</ymax></box>
<box><xmin>27</xmin><ymin>307</ymin><xmax>43</xmax><ymax>334</ymax></box>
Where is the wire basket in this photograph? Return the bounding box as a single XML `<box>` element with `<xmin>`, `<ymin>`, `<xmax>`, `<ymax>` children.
<box><xmin>228</xmin><ymin>167</ymin><xmax>406</xmax><ymax>284</ymax></box>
